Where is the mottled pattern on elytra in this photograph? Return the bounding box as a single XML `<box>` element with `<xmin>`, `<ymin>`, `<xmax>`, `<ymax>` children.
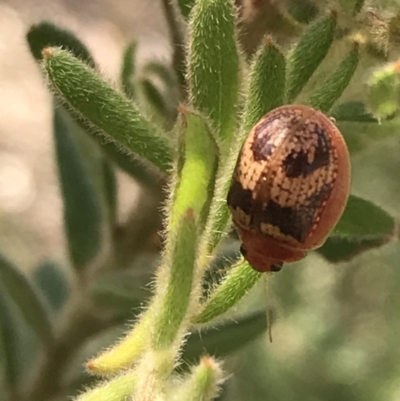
<box><xmin>227</xmin><ymin>107</ymin><xmax>338</xmax><ymax>244</ymax></box>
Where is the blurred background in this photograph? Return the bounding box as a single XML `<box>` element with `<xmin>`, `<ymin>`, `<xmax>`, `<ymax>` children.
<box><xmin>0</xmin><ymin>0</ymin><xmax>171</xmax><ymax>271</ymax></box>
<box><xmin>1</xmin><ymin>1</ymin><xmax>400</xmax><ymax>401</ymax></box>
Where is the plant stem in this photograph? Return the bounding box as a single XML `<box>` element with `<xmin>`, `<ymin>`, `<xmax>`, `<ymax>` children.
<box><xmin>160</xmin><ymin>0</ymin><xmax>187</xmax><ymax>99</ymax></box>
<box><xmin>20</xmin><ymin>288</ymin><xmax>113</xmax><ymax>401</ymax></box>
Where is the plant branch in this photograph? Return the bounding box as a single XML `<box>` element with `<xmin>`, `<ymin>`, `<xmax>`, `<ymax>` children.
<box><xmin>160</xmin><ymin>0</ymin><xmax>187</xmax><ymax>99</ymax></box>
<box><xmin>20</xmin><ymin>288</ymin><xmax>115</xmax><ymax>401</ymax></box>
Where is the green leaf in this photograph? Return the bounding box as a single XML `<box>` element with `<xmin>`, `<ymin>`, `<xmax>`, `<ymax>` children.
<box><xmin>318</xmin><ymin>195</ymin><xmax>395</xmax><ymax>262</ymax></box>
<box><xmin>0</xmin><ymin>291</ymin><xmax>20</xmax><ymax>391</ymax></box>
<box><xmin>178</xmin><ymin>0</ymin><xmax>196</xmax><ymax>18</ymax></box>
<box><xmin>287</xmin><ymin>0</ymin><xmax>319</xmax><ymax>24</ymax></box>
<box><xmin>331</xmin><ymin>101</ymin><xmax>378</xmax><ymax>123</ymax></box>
<box><xmin>26</xmin><ymin>21</ymin><xmax>95</xmax><ymax>67</ymax></box>
<box><xmin>42</xmin><ymin>47</ymin><xmax>173</xmax><ymax>173</ymax></box>
<box><xmin>201</xmin><ymin>240</ymin><xmax>242</xmax><ymax>298</ymax></box>
<box><xmin>54</xmin><ymin>109</ymin><xmax>103</xmax><ymax>271</ymax></box>
<box><xmin>0</xmin><ymin>255</ymin><xmax>53</xmax><ymax>343</ymax></box>
<box><xmin>152</xmin><ymin>210</ymin><xmax>198</xmax><ymax>350</ymax></box>
<box><xmin>90</xmin><ymin>271</ymin><xmax>152</xmax><ymax>313</ymax></box>
<box><xmin>205</xmin><ymin>140</ymin><xmax>243</xmax><ymax>253</ymax></box>
<box><xmin>140</xmin><ymin>62</ymin><xmax>179</xmax><ymax>126</ymax></box>
<box><xmin>94</xmin><ymin>140</ymin><xmax>161</xmax><ymax>190</ymax></box>
<box><xmin>188</xmin><ymin>0</ymin><xmax>239</xmax><ymax>144</ymax></box>
<box><xmin>74</xmin><ymin>371</ymin><xmax>136</xmax><ymax>401</ymax></box>
<box><xmin>174</xmin><ymin>356</ymin><xmax>223</xmax><ymax>401</ymax></box>
<box><xmin>337</xmin><ymin>118</ymin><xmax>400</xmax><ymax>155</ymax></box>
<box><xmin>102</xmin><ymin>159</ymin><xmax>118</xmax><ymax>226</ymax></box>
<box><xmin>310</xmin><ymin>43</ymin><xmax>360</xmax><ymax>112</ymax></box>
<box><xmin>31</xmin><ymin>260</ymin><xmax>69</xmax><ymax>312</ymax></box>
<box><xmin>183</xmin><ymin>311</ymin><xmax>266</xmax><ymax>365</ymax></box>
<box><xmin>368</xmin><ymin>63</ymin><xmax>400</xmax><ymax>120</ymax></box>
<box><xmin>140</xmin><ymin>78</ymin><xmax>169</xmax><ymax>118</ymax></box>
<box><xmin>171</xmin><ymin>109</ymin><xmax>219</xmax><ymax>232</ymax></box>
<box><xmin>143</xmin><ymin>62</ymin><xmax>177</xmax><ymax>89</ymax></box>
<box><xmin>195</xmin><ymin>259</ymin><xmax>262</xmax><ymax>324</ymax></box>
<box><xmin>241</xmin><ymin>36</ymin><xmax>286</xmax><ymax>135</ymax></box>
<box><xmin>286</xmin><ymin>11</ymin><xmax>337</xmax><ymax>102</ymax></box>
<box><xmin>56</xmin><ymin>104</ymin><xmax>161</xmax><ymax>189</ymax></box>
<box><xmin>330</xmin><ymin>195</ymin><xmax>395</xmax><ymax>239</ymax></box>
<box><xmin>120</xmin><ymin>41</ymin><xmax>136</xmax><ymax>98</ymax></box>
<box><xmin>318</xmin><ymin>237</ymin><xmax>387</xmax><ymax>262</ymax></box>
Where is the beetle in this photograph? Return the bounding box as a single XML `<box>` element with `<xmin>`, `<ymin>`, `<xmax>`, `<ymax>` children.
<box><xmin>227</xmin><ymin>105</ymin><xmax>351</xmax><ymax>272</ymax></box>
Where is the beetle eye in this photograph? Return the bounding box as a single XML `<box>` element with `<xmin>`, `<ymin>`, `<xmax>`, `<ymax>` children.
<box><xmin>271</xmin><ymin>263</ymin><xmax>283</xmax><ymax>272</ymax></box>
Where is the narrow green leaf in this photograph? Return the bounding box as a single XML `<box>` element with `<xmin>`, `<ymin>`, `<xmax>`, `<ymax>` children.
<box><xmin>42</xmin><ymin>47</ymin><xmax>173</xmax><ymax>173</ymax></box>
<box><xmin>95</xmin><ymin>140</ymin><xmax>161</xmax><ymax>190</ymax></box>
<box><xmin>183</xmin><ymin>311</ymin><xmax>266</xmax><ymax>364</ymax></box>
<box><xmin>331</xmin><ymin>101</ymin><xmax>378</xmax><ymax>123</ymax></box>
<box><xmin>310</xmin><ymin>43</ymin><xmax>360</xmax><ymax>112</ymax></box>
<box><xmin>206</xmin><ymin>205</ymin><xmax>231</xmax><ymax>253</ymax></box>
<box><xmin>0</xmin><ymin>291</ymin><xmax>20</xmax><ymax>390</ymax></box>
<box><xmin>0</xmin><ymin>255</ymin><xmax>53</xmax><ymax>343</ymax></box>
<box><xmin>143</xmin><ymin>61</ymin><xmax>177</xmax><ymax>89</ymax></box>
<box><xmin>202</xmin><ymin>240</ymin><xmax>241</xmax><ymax>298</ymax></box>
<box><xmin>140</xmin><ymin>78</ymin><xmax>169</xmax><ymax>117</ymax></box>
<box><xmin>152</xmin><ymin>210</ymin><xmax>198</xmax><ymax>350</ymax></box>
<box><xmin>140</xmin><ymin>62</ymin><xmax>179</xmax><ymax>127</ymax></box>
<box><xmin>205</xmin><ymin>143</ymin><xmax>243</xmax><ymax>252</ymax></box>
<box><xmin>318</xmin><ymin>195</ymin><xmax>395</xmax><ymax>262</ymax></box>
<box><xmin>26</xmin><ymin>21</ymin><xmax>95</xmax><ymax>67</ymax></box>
<box><xmin>56</xmin><ymin>106</ymin><xmax>161</xmax><ymax>189</ymax></box>
<box><xmin>32</xmin><ymin>260</ymin><xmax>69</xmax><ymax>312</ymax></box>
<box><xmin>54</xmin><ymin>109</ymin><xmax>103</xmax><ymax>270</ymax></box>
<box><xmin>87</xmin><ymin>312</ymin><xmax>152</xmax><ymax>375</ymax></box>
<box><xmin>175</xmin><ymin>356</ymin><xmax>223</xmax><ymax>401</ymax></box>
<box><xmin>287</xmin><ymin>0</ymin><xmax>319</xmax><ymax>24</ymax></box>
<box><xmin>90</xmin><ymin>271</ymin><xmax>151</xmax><ymax>313</ymax></box>
<box><xmin>178</xmin><ymin>0</ymin><xmax>196</xmax><ymax>18</ymax></box>
<box><xmin>171</xmin><ymin>109</ymin><xmax>219</xmax><ymax>232</ymax></box>
<box><xmin>195</xmin><ymin>259</ymin><xmax>262</xmax><ymax>324</ymax></box>
<box><xmin>75</xmin><ymin>371</ymin><xmax>136</xmax><ymax>401</ymax></box>
<box><xmin>241</xmin><ymin>36</ymin><xmax>286</xmax><ymax>135</ymax></box>
<box><xmin>120</xmin><ymin>41</ymin><xmax>136</xmax><ymax>98</ymax></box>
<box><xmin>188</xmin><ymin>0</ymin><xmax>239</xmax><ymax>143</ymax></box>
<box><xmin>286</xmin><ymin>11</ymin><xmax>337</xmax><ymax>102</ymax></box>
<box><xmin>102</xmin><ymin>159</ymin><xmax>118</xmax><ymax>226</ymax></box>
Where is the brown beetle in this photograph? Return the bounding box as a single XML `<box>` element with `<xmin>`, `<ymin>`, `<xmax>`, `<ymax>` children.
<box><xmin>227</xmin><ymin>105</ymin><xmax>351</xmax><ymax>272</ymax></box>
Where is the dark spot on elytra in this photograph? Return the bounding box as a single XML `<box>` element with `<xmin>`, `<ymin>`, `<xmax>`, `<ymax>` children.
<box><xmin>250</xmin><ymin>117</ymin><xmax>280</xmax><ymax>161</ymax></box>
<box><xmin>260</xmin><ymin>200</ymin><xmax>309</xmax><ymax>242</ymax></box>
<box><xmin>283</xmin><ymin>127</ymin><xmax>331</xmax><ymax>178</ymax></box>
<box><xmin>305</xmin><ymin>183</ymin><xmax>332</xmax><ymax>211</ymax></box>
<box><xmin>256</xmin><ymin>183</ymin><xmax>332</xmax><ymax>242</ymax></box>
<box><xmin>228</xmin><ymin>181</ymin><xmax>333</xmax><ymax>243</ymax></box>
<box><xmin>227</xmin><ymin>180</ymin><xmax>253</xmax><ymax>215</ymax></box>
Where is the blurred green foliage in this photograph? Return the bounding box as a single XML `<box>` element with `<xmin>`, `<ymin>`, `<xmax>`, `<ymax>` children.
<box><xmin>1</xmin><ymin>1</ymin><xmax>400</xmax><ymax>401</ymax></box>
